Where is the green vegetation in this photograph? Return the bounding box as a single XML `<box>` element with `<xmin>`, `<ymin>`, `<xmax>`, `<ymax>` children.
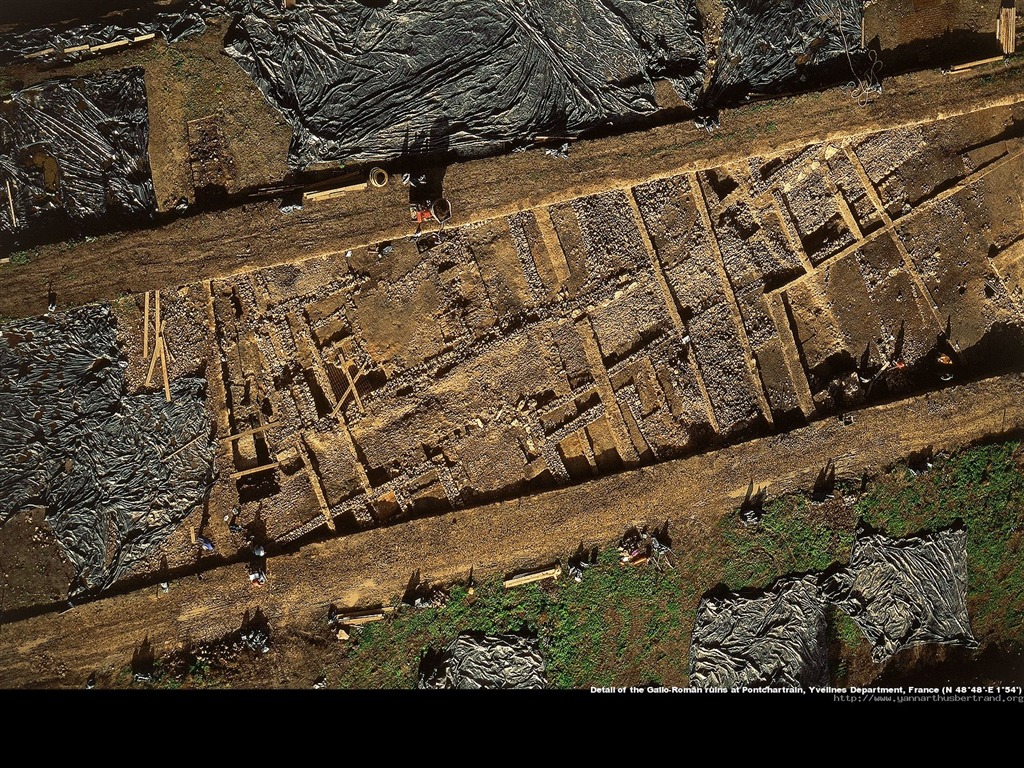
<box><xmin>855</xmin><ymin>442</ymin><xmax>1024</xmax><ymax>643</ymax></box>
<box><xmin>718</xmin><ymin>494</ymin><xmax>854</xmax><ymax>589</ymax></box>
<box><xmin>337</xmin><ymin>547</ymin><xmax>686</xmax><ymax>689</ymax></box>
<box><xmin>318</xmin><ymin>441</ymin><xmax>1023</xmax><ymax>689</ymax></box>
<box><xmin>6</xmin><ymin>251</ymin><xmax>31</xmax><ymax>266</ymax></box>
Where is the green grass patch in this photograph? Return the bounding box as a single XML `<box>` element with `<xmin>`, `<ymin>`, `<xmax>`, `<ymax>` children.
<box><xmin>158</xmin><ymin>441</ymin><xmax>1020</xmax><ymax>690</ymax></box>
<box><xmin>324</xmin><ymin>441</ymin><xmax>1024</xmax><ymax>688</ymax></box>
<box><xmin>855</xmin><ymin>442</ymin><xmax>1024</xmax><ymax>643</ymax></box>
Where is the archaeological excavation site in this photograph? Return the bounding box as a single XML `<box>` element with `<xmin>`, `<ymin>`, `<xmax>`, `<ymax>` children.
<box><xmin>1</xmin><ymin>0</ymin><xmax>1023</xmax><ymax>694</ymax></box>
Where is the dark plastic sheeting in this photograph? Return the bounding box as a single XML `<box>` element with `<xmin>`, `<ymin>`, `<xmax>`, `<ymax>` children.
<box><xmin>824</xmin><ymin>525</ymin><xmax>978</xmax><ymax>663</ymax></box>
<box><xmin>0</xmin><ymin>1</ymin><xmax>221</xmax><ymax>65</ymax></box>
<box><xmin>419</xmin><ymin>632</ymin><xmax>547</xmax><ymax>689</ymax></box>
<box><xmin>706</xmin><ymin>0</ymin><xmax>863</xmax><ymax>105</ymax></box>
<box><xmin>3</xmin><ymin>0</ymin><xmax>866</xmax><ymax>172</ymax></box>
<box><xmin>0</xmin><ymin>68</ymin><xmax>156</xmax><ymax>238</ymax></box>
<box><xmin>0</xmin><ymin>305</ymin><xmax>215</xmax><ymax>595</ymax></box>
<box><xmin>224</xmin><ymin>0</ymin><xmax>706</xmax><ymax>168</ymax></box>
<box><xmin>689</xmin><ymin>575</ymin><xmax>829</xmax><ymax>688</ymax></box>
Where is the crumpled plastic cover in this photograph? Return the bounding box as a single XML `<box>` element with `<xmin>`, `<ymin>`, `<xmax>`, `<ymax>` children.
<box><xmin>0</xmin><ymin>305</ymin><xmax>215</xmax><ymax>595</ymax></box>
<box><xmin>223</xmin><ymin>0</ymin><xmax>706</xmax><ymax>168</ymax></box>
<box><xmin>0</xmin><ymin>68</ymin><xmax>156</xmax><ymax>238</ymax></box>
<box><xmin>0</xmin><ymin>1</ymin><xmax>221</xmax><ymax>65</ymax></box>
<box><xmin>824</xmin><ymin>525</ymin><xmax>978</xmax><ymax>663</ymax></box>
<box><xmin>706</xmin><ymin>0</ymin><xmax>863</xmax><ymax>105</ymax></box>
<box><xmin>419</xmin><ymin>632</ymin><xmax>547</xmax><ymax>689</ymax></box>
<box><xmin>689</xmin><ymin>575</ymin><xmax>829</xmax><ymax>688</ymax></box>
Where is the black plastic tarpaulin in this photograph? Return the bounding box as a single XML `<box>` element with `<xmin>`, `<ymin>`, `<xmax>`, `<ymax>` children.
<box><xmin>705</xmin><ymin>0</ymin><xmax>863</xmax><ymax>106</ymax></box>
<box><xmin>689</xmin><ymin>575</ymin><xmax>829</xmax><ymax>688</ymax></box>
<box><xmin>223</xmin><ymin>0</ymin><xmax>706</xmax><ymax>168</ymax></box>
<box><xmin>419</xmin><ymin>632</ymin><xmax>548</xmax><ymax>689</ymax></box>
<box><xmin>0</xmin><ymin>305</ymin><xmax>215</xmax><ymax>595</ymax></box>
<box><xmin>824</xmin><ymin>524</ymin><xmax>978</xmax><ymax>662</ymax></box>
<box><xmin>0</xmin><ymin>1</ymin><xmax>222</xmax><ymax>65</ymax></box>
<box><xmin>0</xmin><ymin>68</ymin><xmax>157</xmax><ymax>239</ymax></box>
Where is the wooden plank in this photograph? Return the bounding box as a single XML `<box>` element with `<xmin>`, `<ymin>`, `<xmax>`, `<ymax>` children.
<box><xmin>154</xmin><ymin>290</ymin><xmax>161</xmax><ymax>345</ymax></box>
<box><xmin>132</xmin><ymin>33</ymin><xmax>156</xmax><ymax>43</ymax></box>
<box><xmin>302</xmin><ymin>182</ymin><xmax>367</xmax><ymax>203</ymax></box>
<box><xmin>63</xmin><ymin>44</ymin><xmax>89</xmax><ymax>54</ymax></box>
<box><xmin>90</xmin><ymin>39</ymin><xmax>130</xmax><ymax>52</ymax></box>
<box><xmin>144</xmin><ymin>333</ymin><xmax>162</xmax><ymax>386</ymax></box>
<box><xmin>949</xmin><ymin>55</ymin><xmax>1004</xmax><ymax>72</ymax></box>
<box><xmin>143</xmin><ymin>291</ymin><xmax>150</xmax><ymax>359</ymax></box>
<box><xmin>5</xmin><ymin>179</ymin><xmax>16</xmax><ymax>229</ymax></box>
<box><xmin>160</xmin><ymin>338</ymin><xmax>171</xmax><ymax>402</ymax></box>
<box><xmin>229</xmin><ymin>462</ymin><xmax>280</xmax><ymax>480</ymax></box>
<box><xmin>159</xmin><ymin>319</ymin><xmax>173</xmax><ymax>363</ymax></box>
<box><xmin>222</xmin><ymin>422</ymin><xmax>278</xmax><ymax>442</ymax></box>
<box><xmin>25</xmin><ymin>47</ymin><xmax>56</xmax><ymax>59</ymax></box>
<box><xmin>503</xmin><ymin>564</ymin><xmax>562</xmax><ymax>589</ymax></box>
<box><xmin>334</xmin><ymin>610</ymin><xmax>393</xmax><ymax>626</ymax></box>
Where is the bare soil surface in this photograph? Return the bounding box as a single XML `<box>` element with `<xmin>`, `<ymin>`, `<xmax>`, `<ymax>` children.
<box><xmin>3</xmin><ymin>60</ymin><xmax>1024</xmax><ymax>319</ymax></box>
<box><xmin>0</xmin><ymin>371</ymin><xmax>1021</xmax><ymax>688</ymax></box>
<box><xmin>2</xmin><ymin>2</ymin><xmax>1024</xmax><ymax>690</ymax></box>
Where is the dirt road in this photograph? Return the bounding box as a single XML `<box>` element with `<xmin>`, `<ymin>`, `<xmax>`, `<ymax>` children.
<box><xmin>1</xmin><ymin>371</ymin><xmax>1020</xmax><ymax>688</ymax></box>
<box><xmin>3</xmin><ymin>60</ymin><xmax>1024</xmax><ymax>319</ymax></box>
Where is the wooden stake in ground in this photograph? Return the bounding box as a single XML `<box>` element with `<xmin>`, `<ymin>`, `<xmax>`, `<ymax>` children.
<box><xmin>5</xmin><ymin>178</ymin><xmax>16</xmax><ymax>229</ymax></box>
<box><xmin>145</xmin><ymin>332</ymin><xmax>161</xmax><ymax>387</ymax></box>
<box><xmin>143</xmin><ymin>291</ymin><xmax>150</xmax><ymax>359</ymax></box>
<box><xmin>160</xmin><ymin>337</ymin><xmax>171</xmax><ymax>402</ymax></box>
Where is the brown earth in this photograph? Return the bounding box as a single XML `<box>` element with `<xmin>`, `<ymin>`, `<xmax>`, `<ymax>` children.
<box><xmin>2</xmin><ymin>1</ymin><xmax>1024</xmax><ymax>689</ymax></box>
<box><xmin>4</xmin><ymin>58</ymin><xmax>1024</xmax><ymax>319</ymax></box>
<box><xmin>0</xmin><ymin>371</ymin><xmax>1021</xmax><ymax>688</ymax></box>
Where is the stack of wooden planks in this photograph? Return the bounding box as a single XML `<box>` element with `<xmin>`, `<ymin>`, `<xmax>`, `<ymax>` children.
<box><xmin>997</xmin><ymin>5</ymin><xmax>1017</xmax><ymax>55</ymax></box>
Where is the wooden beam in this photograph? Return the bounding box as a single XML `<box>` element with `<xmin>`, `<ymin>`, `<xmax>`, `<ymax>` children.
<box><xmin>144</xmin><ymin>332</ymin><xmax>161</xmax><ymax>387</ymax></box>
<box><xmin>5</xmin><ymin>179</ymin><xmax>16</xmax><ymax>229</ymax></box>
<box><xmin>159</xmin><ymin>319</ymin><xmax>173</xmax><ymax>364</ymax></box>
<box><xmin>160</xmin><ymin>338</ymin><xmax>171</xmax><ymax>402</ymax></box>
<box><xmin>230</xmin><ymin>462</ymin><xmax>280</xmax><ymax>480</ymax></box>
<box><xmin>335</xmin><ymin>612</ymin><xmax>386</xmax><ymax>626</ymax></box>
<box><xmin>948</xmin><ymin>55</ymin><xmax>1004</xmax><ymax>73</ymax></box>
<box><xmin>90</xmin><ymin>39</ymin><xmax>130</xmax><ymax>53</ymax></box>
<box><xmin>302</xmin><ymin>182</ymin><xmax>367</xmax><ymax>203</ymax></box>
<box><xmin>333</xmin><ymin>607</ymin><xmax>395</xmax><ymax>626</ymax></box>
<box><xmin>503</xmin><ymin>564</ymin><xmax>562</xmax><ymax>589</ymax></box>
<box><xmin>222</xmin><ymin>422</ymin><xmax>278</xmax><ymax>442</ymax></box>
<box><xmin>143</xmin><ymin>291</ymin><xmax>150</xmax><ymax>359</ymax></box>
